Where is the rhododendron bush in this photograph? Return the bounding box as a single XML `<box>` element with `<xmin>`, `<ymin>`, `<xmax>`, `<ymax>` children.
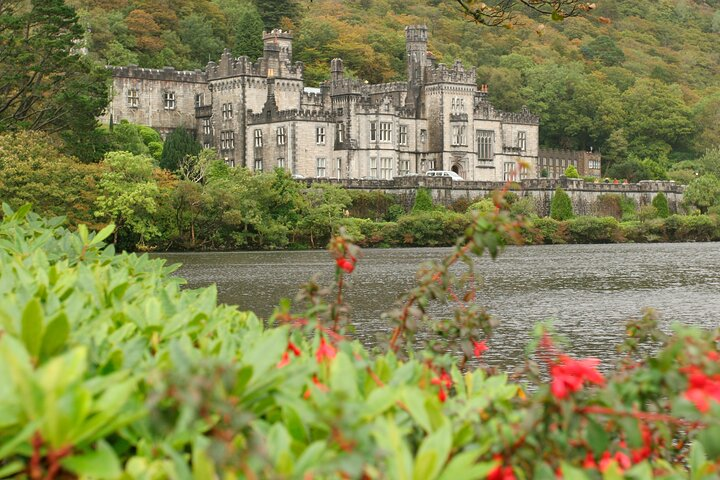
<box><xmin>0</xmin><ymin>201</ymin><xmax>720</xmax><ymax>479</ymax></box>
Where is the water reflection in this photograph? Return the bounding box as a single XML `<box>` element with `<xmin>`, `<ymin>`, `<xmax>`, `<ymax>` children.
<box><xmin>158</xmin><ymin>243</ymin><xmax>720</xmax><ymax>370</ymax></box>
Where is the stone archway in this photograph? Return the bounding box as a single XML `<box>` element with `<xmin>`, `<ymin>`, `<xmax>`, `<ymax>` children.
<box><xmin>451</xmin><ymin>163</ymin><xmax>464</xmax><ymax>178</ymax></box>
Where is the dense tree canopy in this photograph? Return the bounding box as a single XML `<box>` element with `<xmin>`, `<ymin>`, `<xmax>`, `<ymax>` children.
<box><xmin>0</xmin><ymin>0</ymin><xmax>109</xmax><ymax>145</ymax></box>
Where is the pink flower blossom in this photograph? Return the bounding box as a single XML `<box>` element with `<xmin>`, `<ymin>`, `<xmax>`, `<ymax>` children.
<box><xmin>550</xmin><ymin>355</ymin><xmax>604</xmax><ymax>399</ymax></box>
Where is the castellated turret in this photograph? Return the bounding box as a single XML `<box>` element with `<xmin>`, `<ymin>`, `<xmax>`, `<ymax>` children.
<box><xmin>263</xmin><ymin>29</ymin><xmax>293</xmax><ymax>64</ymax></box>
<box><xmin>405</xmin><ymin>25</ymin><xmax>428</xmax><ymax>86</ymax></box>
<box><xmin>330</xmin><ymin>58</ymin><xmax>344</xmax><ymax>82</ymax></box>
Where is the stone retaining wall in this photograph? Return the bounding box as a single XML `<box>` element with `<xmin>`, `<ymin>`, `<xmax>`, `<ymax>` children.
<box><xmin>303</xmin><ymin>177</ymin><xmax>685</xmax><ymax>216</ymax></box>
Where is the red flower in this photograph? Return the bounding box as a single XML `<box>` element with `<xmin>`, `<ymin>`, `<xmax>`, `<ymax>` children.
<box><xmin>287</xmin><ymin>341</ymin><xmax>301</xmax><ymax>356</ymax></box>
<box><xmin>599</xmin><ymin>452</ymin><xmax>631</xmax><ymax>473</ymax></box>
<box><xmin>488</xmin><ymin>463</ymin><xmax>516</xmax><ymax>480</ymax></box>
<box><xmin>431</xmin><ymin>370</ymin><xmax>452</xmax><ymax>389</ymax></box>
<box><xmin>473</xmin><ymin>340</ymin><xmax>488</xmax><ymax>358</ymax></box>
<box><xmin>303</xmin><ymin>375</ymin><xmax>329</xmax><ymax>399</ymax></box>
<box><xmin>684</xmin><ymin>367</ymin><xmax>720</xmax><ymax>413</ymax></box>
<box><xmin>336</xmin><ymin>257</ymin><xmax>355</xmax><ymax>273</ymax></box>
<box><xmin>707</xmin><ymin>351</ymin><xmax>719</xmax><ymax>361</ymax></box>
<box><xmin>437</xmin><ymin>387</ymin><xmax>447</xmax><ymax>402</ymax></box>
<box><xmin>582</xmin><ymin>452</ymin><xmax>597</xmax><ymax>469</ymax></box>
<box><xmin>276</xmin><ymin>351</ymin><xmax>290</xmax><ymax>368</ymax></box>
<box><xmin>316</xmin><ymin>337</ymin><xmax>337</xmax><ymax>363</ymax></box>
<box><xmin>550</xmin><ymin>355</ymin><xmax>604</xmax><ymax>399</ymax></box>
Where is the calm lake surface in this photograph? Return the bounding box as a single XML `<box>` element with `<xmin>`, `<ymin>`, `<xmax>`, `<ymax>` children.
<box><xmin>158</xmin><ymin>243</ymin><xmax>720</xmax><ymax>369</ymax></box>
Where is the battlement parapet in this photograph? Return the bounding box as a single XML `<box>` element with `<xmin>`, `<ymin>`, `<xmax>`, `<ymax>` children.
<box><xmin>474</xmin><ymin>102</ymin><xmax>539</xmax><ymax>125</ymax></box>
<box><xmin>263</xmin><ymin>29</ymin><xmax>293</xmax><ymax>41</ymax></box>
<box><xmin>108</xmin><ymin>65</ymin><xmax>207</xmax><ymax>83</ymax></box>
<box><xmin>205</xmin><ymin>49</ymin><xmax>303</xmax><ymax>80</ymax></box>
<box><xmin>301</xmin><ymin>91</ymin><xmax>325</xmax><ymax>105</ymax></box>
<box><xmin>361</xmin><ymin>82</ymin><xmax>408</xmax><ymax>95</ymax></box>
<box><xmin>248</xmin><ymin>108</ymin><xmax>334</xmax><ymax>125</ymax></box>
<box><xmin>425</xmin><ymin>60</ymin><xmax>476</xmax><ymax>85</ymax></box>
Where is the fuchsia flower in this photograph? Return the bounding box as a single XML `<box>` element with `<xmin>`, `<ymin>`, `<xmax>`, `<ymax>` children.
<box><xmin>431</xmin><ymin>370</ymin><xmax>453</xmax><ymax>403</ymax></box>
<box><xmin>335</xmin><ymin>257</ymin><xmax>355</xmax><ymax>273</ymax></box>
<box><xmin>316</xmin><ymin>337</ymin><xmax>337</xmax><ymax>363</ymax></box>
<box><xmin>488</xmin><ymin>457</ymin><xmax>516</xmax><ymax>480</ymax></box>
<box><xmin>550</xmin><ymin>355</ymin><xmax>605</xmax><ymax>399</ymax></box>
<box><xmin>683</xmin><ymin>366</ymin><xmax>720</xmax><ymax>413</ymax></box>
<box><xmin>276</xmin><ymin>341</ymin><xmax>303</xmax><ymax>369</ymax></box>
<box><xmin>473</xmin><ymin>340</ymin><xmax>488</xmax><ymax>358</ymax></box>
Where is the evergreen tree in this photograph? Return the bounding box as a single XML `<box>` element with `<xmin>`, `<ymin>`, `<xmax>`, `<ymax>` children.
<box><xmin>0</xmin><ymin>0</ymin><xmax>109</xmax><ymax>137</ymax></box>
<box><xmin>564</xmin><ymin>165</ymin><xmax>580</xmax><ymax>178</ymax></box>
<box><xmin>253</xmin><ymin>0</ymin><xmax>299</xmax><ymax>29</ymax></box>
<box><xmin>550</xmin><ymin>188</ymin><xmax>573</xmax><ymax>220</ymax></box>
<box><xmin>160</xmin><ymin>128</ymin><xmax>201</xmax><ymax>172</ymax></box>
<box><xmin>412</xmin><ymin>188</ymin><xmax>434</xmax><ymax>213</ymax></box>
<box><xmin>652</xmin><ymin>192</ymin><xmax>670</xmax><ymax>218</ymax></box>
<box><xmin>234</xmin><ymin>3</ymin><xmax>264</xmax><ymax>59</ymax></box>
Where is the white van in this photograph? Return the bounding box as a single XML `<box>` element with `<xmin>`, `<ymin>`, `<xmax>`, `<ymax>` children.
<box><xmin>426</xmin><ymin>170</ymin><xmax>463</xmax><ymax>181</ymax></box>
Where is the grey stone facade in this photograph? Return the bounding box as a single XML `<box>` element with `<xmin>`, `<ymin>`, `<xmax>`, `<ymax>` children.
<box><xmin>101</xmin><ymin>26</ymin><xmax>543</xmax><ymax>181</ymax></box>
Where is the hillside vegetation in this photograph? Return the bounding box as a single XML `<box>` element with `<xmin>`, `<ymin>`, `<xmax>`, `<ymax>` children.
<box><xmin>72</xmin><ymin>0</ymin><xmax>720</xmax><ymax>169</ymax></box>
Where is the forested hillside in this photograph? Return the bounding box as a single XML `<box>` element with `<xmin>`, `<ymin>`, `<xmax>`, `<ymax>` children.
<box><xmin>51</xmin><ymin>0</ymin><xmax>720</xmax><ymax>172</ymax></box>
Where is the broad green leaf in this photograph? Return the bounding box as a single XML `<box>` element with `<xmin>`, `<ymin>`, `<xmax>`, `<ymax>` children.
<box><xmin>561</xmin><ymin>461</ymin><xmax>591</xmax><ymax>480</ymax></box>
<box><xmin>61</xmin><ymin>441</ymin><xmax>121</xmax><ymax>479</ymax></box>
<box><xmin>21</xmin><ymin>298</ymin><xmax>44</xmax><ymax>358</ymax></box>
<box><xmin>586</xmin><ymin>419</ymin><xmax>609</xmax><ymax>456</ymax></box>
<box><xmin>437</xmin><ymin>451</ymin><xmax>495</xmax><ymax>480</ymax></box>
<box><xmin>294</xmin><ymin>441</ymin><xmax>327</xmax><ymax>475</ymax></box>
<box><xmin>41</xmin><ymin>312</ymin><xmax>70</xmax><ymax>359</ymax></box>
<box><xmin>402</xmin><ymin>387</ymin><xmax>432</xmax><ymax>433</ymax></box>
<box><xmin>413</xmin><ymin>423</ymin><xmax>452</xmax><ymax>480</ymax></box>
<box><xmin>90</xmin><ymin>224</ymin><xmax>115</xmax><ymax>246</ymax></box>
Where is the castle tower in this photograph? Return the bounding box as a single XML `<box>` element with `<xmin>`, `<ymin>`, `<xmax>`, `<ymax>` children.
<box><xmin>263</xmin><ymin>29</ymin><xmax>293</xmax><ymax>64</ymax></box>
<box><xmin>405</xmin><ymin>25</ymin><xmax>428</xmax><ymax>86</ymax></box>
<box><xmin>330</xmin><ymin>58</ymin><xmax>344</xmax><ymax>83</ymax></box>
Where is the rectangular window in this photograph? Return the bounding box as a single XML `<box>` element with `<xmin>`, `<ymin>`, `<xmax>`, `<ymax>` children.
<box><xmin>195</xmin><ymin>93</ymin><xmax>204</xmax><ymax>107</ymax></box>
<box><xmin>278</xmin><ymin>158</ymin><xmax>285</xmax><ymax>169</ymax></box>
<box><xmin>254</xmin><ymin>129</ymin><xmax>263</xmax><ymax>148</ymax></box>
<box><xmin>370</xmin><ymin>122</ymin><xmax>377</xmax><ymax>142</ymax></box>
<box><xmin>379</xmin><ymin>122</ymin><xmax>392</xmax><ymax>142</ymax></box>
<box><xmin>503</xmin><ymin>161</ymin><xmax>515</xmax><ymax>181</ymax></box>
<box><xmin>203</xmin><ymin>142</ymin><xmax>210</xmax><ymax>149</ymax></box>
<box><xmin>337</xmin><ymin>123</ymin><xmax>344</xmax><ymax>143</ymax></box>
<box><xmin>255</xmin><ymin>158</ymin><xmax>263</xmax><ymax>172</ymax></box>
<box><xmin>517</xmin><ymin>131</ymin><xmax>527</xmax><ymax>151</ymax></box>
<box><xmin>452</xmin><ymin>126</ymin><xmax>466</xmax><ymax>146</ymax></box>
<box><xmin>316</xmin><ymin>157</ymin><xmax>327</xmax><ymax>177</ymax></box>
<box><xmin>380</xmin><ymin>157</ymin><xmax>393</xmax><ymax>179</ymax></box>
<box><xmin>222</xmin><ymin>103</ymin><xmax>233</xmax><ymax>120</ymax></box>
<box><xmin>203</xmin><ymin>118</ymin><xmax>211</xmax><ymax>135</ymax></box>
<box><xmin>163</xmin><ymin>91</ymin><xmax>176</xmax><ymax>110</ymax></box>
<box><xmin>277</xmin><ymin>127</ymin><xmax>286</xmax><ymax>145</ymax></box>
<box><xmin>336</xmin><ymin>158</ymin><xmax>342</xmax><ymax>179</ymax></box>
<box><xmin>370</xmin><ymin>156</ymin><xmax>377</xmax><ymax>178</ymax></box>
<box><xmin>477</xmin><ymin>130</ymin><xmax>494</xmax><ymax>161</ymax></box>
<box><xmin>398</xmin><ymin>159</ymin><xmax>410</xmax><ymax>176</ymax></box>
<box><xmin>220</xmin><ymin>131</ymin><xmax>235</xmax><ymax>150</ymax></box>
<box><xmin>398</xmin><ymin>125</ymin><xmax>408</xmax><ymax>146</ymax></box>
<box><xmin>316</xmin><ymin>126</ymin><xmax>326</xmax><ymax>145</ymax></box>
<box><xmin>127</xmin><ymin>89</ymin><xmax>139</xmax><ymax>107</ymax></box>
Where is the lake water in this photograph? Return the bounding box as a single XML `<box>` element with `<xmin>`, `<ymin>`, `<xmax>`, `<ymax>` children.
<box><xmin>158</xmin><ymin>243</ymin><xmax>720</xmax><ymax>369</ymax></box>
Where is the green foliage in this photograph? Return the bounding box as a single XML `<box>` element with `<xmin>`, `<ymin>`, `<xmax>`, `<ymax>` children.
<box><xmin>159</xmin><ymin>127</ymin><xmax>201</xmax><ymax>172</ymax></box>
<box><xmin>0</xmin><ymin>0</ymin><xmax>109</xmax><ymax>138</ymax></box>
<box><xmin>580</xmin><ymin>35</ymin><xmax>626</xmax><ymax>66</ymax></box>
<box><xmin>348</xmin><ymin>190</ymin><xmax>399</xmax><ymax>220</ymax></box>
<box><xmin>564</xmin><ymin>165</ymin><xmax>580</xmax><ymax>178</ymax></box>
<box><xmin>567</xmin><ymin>216</ymin><xmax>621</xmax><ymax>243</ymax></box>
<box><xmin>393</xmin><ymin>211</ymin><xmax>470</xmax><ymax>247</ymax></box>
<box><xmin>412</xmin><ymin>188</ymin><xmax>434</xmax><ymax>213</ymax></box>
<box><xmin>550</xmin><ymin>188</ymin><xmax>573</xmax><ymax>221</ymax></box>
<box><xmin>684</xmin><ymin>175</ymin><xmax>720</xmax><ymax>214</ymax></box>
<box><xmin>0</xmin><ymin>131</ymin><xmax>103</xmax><ymax>225</ymax></box>
<box><xmin>652</xmin><ymin>192</ymin><xmax>671</xmax><ymax>219</ymax></box>
<box><xmin>3</xmin><ymin>207</ymin><xmax>720</xmax><ymax>478</ymax></box>
<box><xmin>231</xmin><ymin>1</ymin><xmax>265</xmax><ymax>58</ymax></box>
<box><xmin>94</xmin><ymin>151</ymin><xmax>161</xmax><ymax>246</ymax></box>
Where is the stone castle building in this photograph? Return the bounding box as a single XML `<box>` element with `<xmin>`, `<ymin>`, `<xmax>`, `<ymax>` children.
<box><xmin>102</xmin><ymin>25</ymin><xmax>547</xmax><ymax>181</ymax></box>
